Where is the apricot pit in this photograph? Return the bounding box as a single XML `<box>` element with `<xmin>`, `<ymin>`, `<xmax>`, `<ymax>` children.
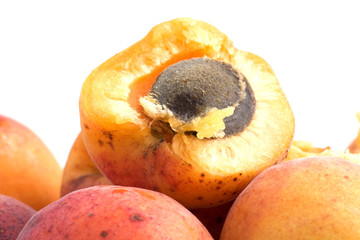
<box><xmin>140</xmin><ymin>57</ymin><xmax>255</xmax><ymax>139</ymax></box>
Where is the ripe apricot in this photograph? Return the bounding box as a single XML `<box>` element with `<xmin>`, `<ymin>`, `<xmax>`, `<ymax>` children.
<box><xmin>221</xmin><ymin>156</ymin><xmax>360</xmax><ymax>240</ymax></box>
<box><xmin>0</xmin><ymin>115</ymin><xmax>62</xmax><ymax>210</ymax></box>
<box><xmin>0</xmin><ymin>194</ymin><xmax>36</xmax><ymax>240</ymax></box>
<box><xmin>286</xmin><ymin>140</ymin><xmax>360</xmax><ymax>164</ymax></box>
<box><xmin>79</xmin><ymin>18</ymin><xmax>295</xmax><ymax>208</ymax></box>
<box><xmin>17</xmin><ymin>185</ymin><xmax>213</xmax><ymax>240</ymax></box>
<box><xmin>61</xmin><ymin>132</ymin><xmax>111</xmax><ymax>197</ymax></box>
<box><xmin>191</xmin><ymin>200</ymin><xmax>234</xmax><ymax>240</ymax></box>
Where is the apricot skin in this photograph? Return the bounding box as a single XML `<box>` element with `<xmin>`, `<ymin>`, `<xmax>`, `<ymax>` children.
<box><xmin>17</xmin><ymin>185</ymin><xmax>213</xmax><ymax>240</ymax></box>
<box><xmin>220</xmin><ymin>156</ymin><xmax>360</xmax><ymax>240</ymax></box>
<box><xmin>0</xmin><ymin>194</ymin><xmax>36</xmax><ymax>240</ymax></box>
<box><xmin>0</xmin><ymin>115</ymin><xmax>62</xmax><ymax>210</ymax></box>
<box><xmin>191</xmin><ymin>201</ymin><xmax>234</xmax><ymax>240</ymax></box>
<box><xmin>60</xmin><ymin>132</ymin><xmax>111</xmax><ymax>197</ymax></box>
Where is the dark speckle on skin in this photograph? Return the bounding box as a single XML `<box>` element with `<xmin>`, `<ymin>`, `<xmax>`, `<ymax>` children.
<box><xmin>130</xmin><ymin>214</ymin><xmax>144</xmax><ymax>222</ymax></box>
<box><xmin>197</xmin><ymin>196</ymin><xmax>203</xmax><ymax>200</ymax></box>
<box><xmin>102</xmin><ymin>131</ymin><xmax>113</xmax><ymax>141</ymax></box>
<box><xmin>233</xmin><ymin>177</ymin><xmax>238</xmax><ymax>181</ymax></box>
<box><xmin>83</xmin><ymin>124</ymin><xmax>89</xmax><ymax>130</ymax></box>
<box><xmin>107</xmin><ymin>141</ymin><xmax>114</xmax><ymax>150</ymax></box>
<box><xmin>100</xmin><ymin>230</ymin><xmax>108</xmax><ymax>237</ymax></box>
<box><xmin>98</xmin><ymin>139</ymin><xmax>103</xmax><ymax>146</ymax></box>
<box><xmin>200</xmin><ymin>173</ymin><xmax>205</xmax><ymax>177</ymax></box>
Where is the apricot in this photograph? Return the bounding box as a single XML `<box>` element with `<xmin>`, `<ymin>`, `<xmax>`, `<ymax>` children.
<box><xmin>17</xmin><ymin>185</ymin><xmax>213</xmax><ymax>240</ymax></box>
<box><xmin>286</xmin><ymin>140</ymin><xmax>360</xmax><ymax>164</ymax></box>
<box><xmin>0</xmin><ymin>194</ymin><xmax>36</xmax><ymax>240</ymax></box>
<box><xmin>61</xmin><ymin>132</ymin><xmax>111</xmax><ymax>197</ymax></box>
<box><xmin>220</xmin><ymin>156</ymin><xmax>360</xmax><ymax>240</ymax></box>
<box><xmin>0</xmin><ymin>115</ymin><xmax>62</xmax><ymax>210</ymax></box>
<box><xmin>191</xmin><ymin>201</ymin><xmax>234</xmax><ymax>240</ymax></box>
<box><xmin>348</xmin><ymin>112</ymin><xmax>360</xmax><ymax>153</ymax></box>
<box><xmin>79</xmin><ymin>18</ymin><xmax>295</xmax><ymax>208</ymax></box>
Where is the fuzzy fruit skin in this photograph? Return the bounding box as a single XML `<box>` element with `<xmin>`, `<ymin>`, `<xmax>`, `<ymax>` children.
<box><xmin>79</xmin><ymin>18</ymin><xmax>295</xmax><ymax>209</ymax></box>
<box><xmin>0</xmin><ymin>115</ymin><xmax>62</xmax><ymax>210</ymax></box>
<box><xmin>17</xmin><ymin>185</ymin><xmax>213</xmax><ymax>240</ymax></box>
<box><xmin>60</xmin><ymin>132</ymin><xmax>111</xmax><ymax>197</ymax></box>
<box><xmin>191</xmin><ymin>201</ymin><xmax>234</xmax><ymax>240</ymax></box>
<box><xmin>220</xmin><ymin>156</ymin><xmax>360</xmax><ymax>240</ymax></box>
<box><xmin>0</xmin><ymin>194</ymin><xmax>36</xmax><ymax>240</ymax></box>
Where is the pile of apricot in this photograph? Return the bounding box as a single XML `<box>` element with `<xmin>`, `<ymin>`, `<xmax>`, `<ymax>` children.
<box><xmin>1</xmin><ymin>18</ymin><xmax>360</xmax><ymax>240</ymax></box>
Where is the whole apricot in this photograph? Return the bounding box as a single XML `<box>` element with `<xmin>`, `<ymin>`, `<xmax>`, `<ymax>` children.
<box><xmin>17</xmin><ymin>185</ymin><xmax>213</xmax><ymax>240</ymax></box>
<box><xmin>0</xmin><ymin>115</ymin><xmax>62</xmax><ymax>210</ymax></box>
<box><xmin>221</xmin><ymin>156</ymin><xmax>360</xmax><ymax>240</ymax></box>
<box><xmin>61</xmin><ymin>132</ymin><xmax>111</xmax><ymax>197</ymax></box>
<box><xmin>0</xmin><ymin>194</ymin><xmax>36</xmax><ymax>240</ymax></box>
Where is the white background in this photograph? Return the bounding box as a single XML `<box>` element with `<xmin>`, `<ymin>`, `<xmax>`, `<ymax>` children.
<box><xmin>1</xmin><ymin>1</ymin><xmax>359</xmax><ymax>168</ymax></box>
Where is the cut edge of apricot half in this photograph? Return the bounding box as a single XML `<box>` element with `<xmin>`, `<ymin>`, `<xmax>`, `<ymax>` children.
<box><xmin>79</xmin><ymin>18</ymin><xmax>295</xmax><ymax>208</ymax></box>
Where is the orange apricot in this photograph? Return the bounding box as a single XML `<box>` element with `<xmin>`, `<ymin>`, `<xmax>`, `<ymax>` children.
<box><xmin>0</xmin><ymin>115</ymin><xmax>62</xmax><ymax>210</ymax></box>
<box><xmin>61</xmin><ymin>132</ymin><xmax>111</xmax><ymax>197</ymax></box>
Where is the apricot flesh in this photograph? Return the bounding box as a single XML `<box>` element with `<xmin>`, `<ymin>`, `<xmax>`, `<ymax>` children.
<box><xmin>0</xmin><ymin>194</ymin><xmax>36</xmax><ymax>240</ymax></box>
<box><xmin>79</xmin><ymin>18</ymin><xmax>295</xmax><ymax>208</ymax></box>
<box><xmin>220</xmin><ymin>156</ymin><xmax>360</xmax><ymax>240</ymax></box>
<box><xmin>61</xmin><ymin>132</ymin><xmax>112</xmax><ymax>197</ymax></box>
<box><xmin>0</xmin><ymin>115</ymin><xmax>62</xmax><ymax>210</ymax></box>
<box><xmin>285</xmin><ymin>140</ymin><xmax>360</xmax><ymax>164</ymax></box>
<box><xmin>17</xmin><ymin>185</ymin><xmax>213</xmax><ymax>240</ymax></box>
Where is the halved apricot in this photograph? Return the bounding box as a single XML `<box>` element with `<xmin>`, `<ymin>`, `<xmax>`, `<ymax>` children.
<box><xmin>79</xmin><ymin>18</ymin><xmax>295</xmax><ymax>208</ymax></box>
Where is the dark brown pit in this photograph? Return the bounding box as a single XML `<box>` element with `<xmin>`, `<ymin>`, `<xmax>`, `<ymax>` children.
<box><xmin>148</xmin><ymin>57</ymin><xmax>256</xmax><ymax>137</ymax></box>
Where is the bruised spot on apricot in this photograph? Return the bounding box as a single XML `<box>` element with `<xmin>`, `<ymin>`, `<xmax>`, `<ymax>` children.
<box><xmin>140</xmin><ymin>58</ymin><xmax>256</xmax><ymax>139</ymax></box>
